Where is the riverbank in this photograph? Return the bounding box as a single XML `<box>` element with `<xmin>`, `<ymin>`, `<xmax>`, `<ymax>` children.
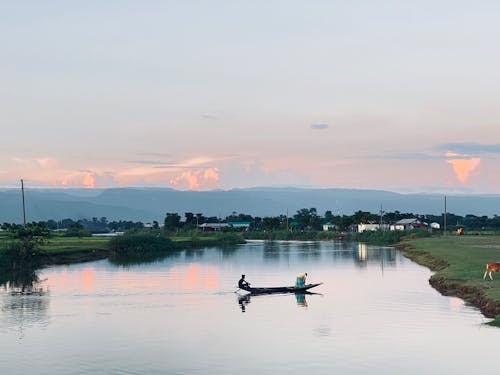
<box><xmin>399</xmin><ymin>235</ymin><xmax>500</xmax><ymax>326</ymax></box>
<box><xmin>0</xmin><ymin>232</ymin><xmax>246</xmax><ymax>269</ymax></box>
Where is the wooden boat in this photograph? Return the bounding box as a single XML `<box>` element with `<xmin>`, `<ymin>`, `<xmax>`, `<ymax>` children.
<box><xmin>240</xmin><ymin>283</ymin><xmax>322</xmax><ymax>294</ymax></box>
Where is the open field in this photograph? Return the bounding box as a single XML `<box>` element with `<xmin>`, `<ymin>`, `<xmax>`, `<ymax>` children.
<box><xmin>401</xmin><ymin>235</ymin><xmax>500</xmax><ymax>325</ymax></box>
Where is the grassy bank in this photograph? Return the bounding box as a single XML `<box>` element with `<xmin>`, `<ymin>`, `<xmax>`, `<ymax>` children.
<box><xmin>38</xmin><ymin>236</ymin><xmax>112</xmax><ymax>264</ymax></box>
<box><xmin>0</xmin><ymin>231</ymin><xmax>246</xmax><ymax>270</ymax></box>
<box><xmin>400</xmin><ymin>235</ymin><xmax>500</xmax><ymax>326</ymax></box>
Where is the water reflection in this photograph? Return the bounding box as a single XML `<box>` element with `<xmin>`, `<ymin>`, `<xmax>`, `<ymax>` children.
<box><xmin>263</xmin><ymin>241</ymin><xmax>283</xmax><ymax>262</ymax></box>
<box><xmin>354</xmin><ymin>243</ymin><xmax>397</xmax><ymax>266</ymax></box>
<box><xmin>295</xmin><ymin>293</ymin><xmax>308</xmax><ymax>307</ymax></box>
<box><xmin>3</xmin><ymin>241</ymin><xmax>499</xmax><ymax>375</ymax></box>
<box><xmin>0</xmin><ymin>266</ymin><xmax>49</xmax><ymax>338</ymax></box>
<box><xmin>0</xmin><ymin>266</ymin><xmax>45</xmax><ymax>295</ymax></box>
<box><xmin>237</xmin><ymin>292</ymin><xmax>317</xmax><ymax>312</ymax></box>
<box><xmin>238</xmin><ymin>293</ymin><xmax>250</xmax><ymax>312</ymax></box>
<box><xmin>219</xmin><ymin>245</ymin><xmax>240</xmax><ymax>258</ymax></box>
<box><xmin>108</xmin><ymin>250</ymin><xmax>180</xmax><ymax>267</ymax></box>
<box><xmin>297</xmin><ymin>241</ymin><xmax>322</xmax><ymax>260</ymax></box>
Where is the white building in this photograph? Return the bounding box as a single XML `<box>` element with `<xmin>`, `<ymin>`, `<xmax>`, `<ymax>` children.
<box><xmin>198</xmin><ymin>223</ymin><xmax>229</xmax><ymax>231</ymax></box>
<box><xmin>227</xmin><ymin>221</ymin><xmax>251</xmax><ymax>230</ymax></box>
<box><xmin>357</xmin><ymin>223</ymin><xmax>390</xmax><ymax>233</ymax></box>
<box><xmin>390</xmin><ymin>218</ymin><xmax>423</xmax><ymax>231</ymax></box>
<box><xmin>323</xmin><ymin>222</ymin><xmax>335</xmax><ymax>231</ymax></box>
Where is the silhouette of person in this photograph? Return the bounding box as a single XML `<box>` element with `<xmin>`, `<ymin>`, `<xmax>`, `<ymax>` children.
<box><xmin>238</xmin><ymin>274</ymin><xmax>250</xmax><ymax>289</ymax></box>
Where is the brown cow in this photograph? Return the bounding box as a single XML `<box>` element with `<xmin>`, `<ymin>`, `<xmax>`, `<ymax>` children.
<box><xmin>483</xmin><ymin>262</ymin><xmax>500</xmax><ymax>280</ymax></box>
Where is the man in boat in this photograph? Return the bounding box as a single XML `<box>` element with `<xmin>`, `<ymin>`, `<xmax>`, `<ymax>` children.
<box><xmin>296</xmin><ymin>272</ymin><xmax>307</xmax><ymax>287</ymax></box>
<box><xmin>238</xmin><ymin>274</ymin><xmax>251</xmax><ymax>289</ymax></box>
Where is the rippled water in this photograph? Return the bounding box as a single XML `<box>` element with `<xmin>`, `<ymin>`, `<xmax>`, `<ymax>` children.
<box><xmin>1</xmin><ymin>240</ymin><xmax>498</xmax><ymax>374</ymax></box>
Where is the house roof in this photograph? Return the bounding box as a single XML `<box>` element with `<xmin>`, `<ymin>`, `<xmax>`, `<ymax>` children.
<box><xmin>394</xmin><ymin>218</ymin><xmax>420</xmax><ymax>225</ymax></box>
<box><xmin>199</xmin><ymin>223</ymin><xmax>228</xmax><ymax>228</ymax></box>
<box><xmin>227</xmin><ymin>221</ymin><xmax>251</xmax><ymax>226</ymax></box>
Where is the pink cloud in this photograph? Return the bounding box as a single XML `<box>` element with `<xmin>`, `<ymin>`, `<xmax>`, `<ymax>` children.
<box><xmin>170</xmin><ymin>168</ymin><xmax>220</xmax><ymax>190</ymax></box>
<box><xmin>446</xmin><ymin>153</ymin><xmax>481</xmax><ymax>184</ymax></box>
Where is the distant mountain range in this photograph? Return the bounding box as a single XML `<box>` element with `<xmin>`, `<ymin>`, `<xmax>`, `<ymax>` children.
<box><xmin>1</xmin><ymin>187</ymin><xmax>499</xmax><ymax>223</ymax></box>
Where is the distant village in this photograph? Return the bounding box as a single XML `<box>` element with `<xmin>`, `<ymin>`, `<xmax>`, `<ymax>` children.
<box><xmin>2</xmin><ymin>208</ymin><xmax>499</xmax><ymax>236</ymax></box>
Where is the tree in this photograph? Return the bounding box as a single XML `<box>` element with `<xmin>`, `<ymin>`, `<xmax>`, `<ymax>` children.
<box><xmin>47</xmin><ymin>219</ymin><xmax>58</xmax><ymax>230</ymax></box>
<box><xmin>293</xmin><ymin>208</ymin><xmax>320</xmax><ymax>230</ymax></box>
<box><xmin>1</xmin><ymin>222</ymin><xmax>51</xmax><ymax>265</ymax></box>
<box><xmin>324</xmin><ymin>210</ymin><xmax>334</xmax><ymax>223</ymax></box>
<box><xmin>226</xmin><ymin>212</ymin><xmax>254</xmax><ymax>223</ymax></box>
<box><xmin>195</xmin><ymin>213</ymin><xmax>206</xmax><ymax>225</ymax></box>
<box><xmin>65</xmin><ymin>222</ymin><xmax>91</xmax><ymax>237</ymax></box>
<box><xmin>185</xmin><ymin>212</ymin><xmax>195</xmax><ymax>225</ymax></box>
<box><xmin>7</xmin><ymin>221</ymin><xmax>50</xmax><ymax>241</ymax></box>
<box><xmin>263</xmin><ymin>217</ymin><xmax>281</xmax><ymax>231</ymax></box>
<box><xmin>352</xmin><ymin>210</ymin><xmax>378</xmax><ymax>223</ymax></box>
<box><xmin>164</xmin><ymin>213</ymin><xmax>181</xmax><ymax>231</ymax></box>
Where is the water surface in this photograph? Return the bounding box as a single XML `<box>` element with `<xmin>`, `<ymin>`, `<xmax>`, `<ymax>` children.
<box><xmin>1</xmin><ymin>241</ymin><xmax>498</xmax><ymax>374</ymax></box>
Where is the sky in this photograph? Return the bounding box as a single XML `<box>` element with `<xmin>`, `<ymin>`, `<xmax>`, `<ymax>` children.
<box><xmin>1</xmin><ymin>0</ymin><xmax>500</xmax><ymax>193</ymax></box>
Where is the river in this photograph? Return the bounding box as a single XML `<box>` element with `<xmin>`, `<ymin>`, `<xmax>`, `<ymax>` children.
<box><xmin>0</xmin><ymin>240</ymin><xmax>498</xmax><ymax>374</ymax></box>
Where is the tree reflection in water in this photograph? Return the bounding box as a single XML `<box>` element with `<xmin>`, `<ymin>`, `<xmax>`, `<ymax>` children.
<box><xmin>108</xmin><ymin>250</ymin><xmax>180</xmax><ymax>267</ymax></box>
<box><xmin>0</xmin><ymin>266</ymin><xmax>49</xmax><ymax>339</ymax></box>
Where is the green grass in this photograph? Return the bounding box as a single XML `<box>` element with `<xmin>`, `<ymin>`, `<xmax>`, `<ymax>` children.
<box><xmin>403</xmin><ymin>235</ymin><xmax>500</xmax><ymax>325</ymax></box>
<box><xmin>406</xmin><ymin>236</ymin><xmax>500</xmax><ymax>280</ymax></box>
<box><xmin>39</xmin><ymin>236</ymin><xmax>111</xmax><ymax>253</ymax></box>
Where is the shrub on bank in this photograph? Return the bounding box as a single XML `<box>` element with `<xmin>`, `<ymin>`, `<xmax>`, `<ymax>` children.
<box><xmin>214</xmin><ymin>232</ymin><xmax>245</xmax><ymax>245</ymax></box>
<box><xmin>0</xmin><ymin>239</ymin><xmax>41</xmax><ymax>272</ymax></box>
<box><xmin>316</xmin><ymin>231</ymin><xmax>343</xmax><ymax>240</ymax></box>
<box><xmin>108</xmin><ymin>233</ymin><xmax>175</xmax><ymax>255</ymax></box>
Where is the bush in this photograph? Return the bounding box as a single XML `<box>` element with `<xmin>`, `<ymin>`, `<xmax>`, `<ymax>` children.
<box><xmin>65</xmin><ymin>229</ymin><xmax>92</xmax><ymax>237</ymax></box>
<box><xmin>108</xmin><ymin>233</ymin><xmax>175</xmax><ymax>255</ymax></box>
<box><xmin>0</xmin><ymin>239</ymin><xmax>41</xmax><ymax>271</ymax></box>
<box><xmin>214</xmin><ymin>232</ymin><xmax>245</xmax><ymax>245</ymax></box>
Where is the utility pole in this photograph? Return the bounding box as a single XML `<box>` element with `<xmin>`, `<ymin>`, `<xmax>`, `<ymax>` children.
<box><xmin>286</xmin><ymin>208</ymin><xmax>289</xmax><ymax>231</ymax></box>
<box><xmin>379</xmin><ymin>204</ymin><xmax>384</xmax><ymax>230</ymax></box>
<box><xmin>21</xmin><ymin>179</ymin><xmax>27</xmax><ymax>227</ymax></box>
<box><xmin>443</xmin><ymin>195</ymin><xmax>447</xmax><ymax>237</ymax></box>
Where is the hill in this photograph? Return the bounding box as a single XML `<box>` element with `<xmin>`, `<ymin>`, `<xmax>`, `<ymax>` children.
<box><xmin>1</xmin><ymin>187</ymin><xmax>499</xmax><ymax>223</ymax></box>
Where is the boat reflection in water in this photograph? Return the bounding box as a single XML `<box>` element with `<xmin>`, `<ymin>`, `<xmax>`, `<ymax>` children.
<box><xmin>237</xmin><ymin>292</ymin><xmax>318</xmax><ymax>312</ymax></box>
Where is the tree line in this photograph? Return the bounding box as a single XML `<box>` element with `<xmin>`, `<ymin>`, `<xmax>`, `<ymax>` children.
<box><xmin>3</xmin><ymin>209</ymin><xmax>500</xmax><ymax>236</ymax></box>
<box><xmin>162</xmin><ymin>209</ymin><xmax>500</xmax><ymax>232</ymax></box>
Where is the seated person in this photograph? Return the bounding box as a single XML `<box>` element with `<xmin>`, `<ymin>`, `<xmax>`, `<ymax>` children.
<box><xmin>238</xmin><ymin>274</ymin><xmax>251</xmax><ymax>289</ymax></box>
